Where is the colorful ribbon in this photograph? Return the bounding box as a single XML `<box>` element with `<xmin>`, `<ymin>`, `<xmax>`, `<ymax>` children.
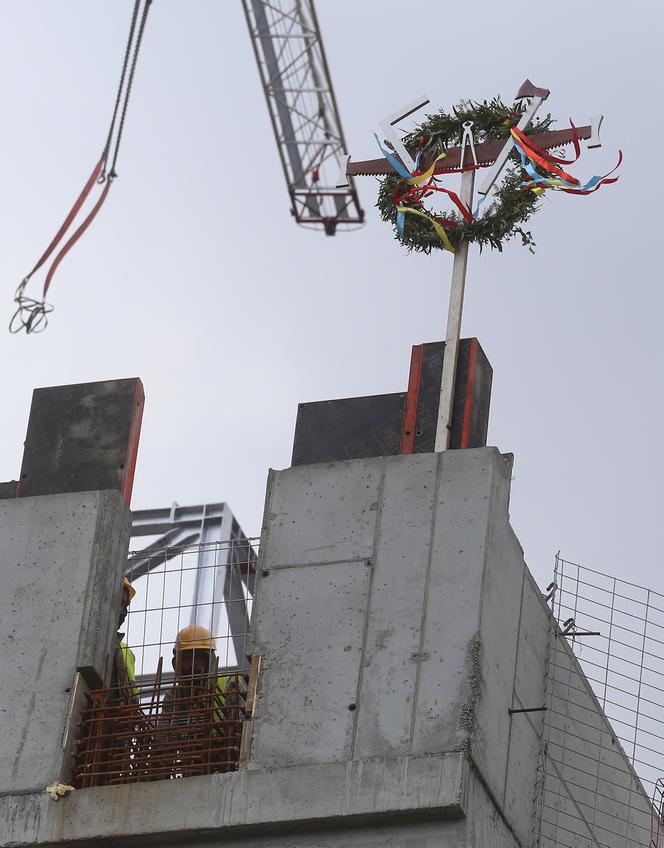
<box><xmin>511</xmin><ymin>125</ymin><xmax>622</xmax><ymax>196</ymax></box>
<box><xmin>381</xmin><ymin>119</ymin><xmax>621</xmax><ymax>251</ymax></box>
<box><xmin>383</xmin><ymin>141</ymin><xmax>473</xmax><ymax>251</ymax></box>
<box><xmin>396</xmin><ymin>205</ymin><xmax>456</xmax><ymax>253</ymax></box>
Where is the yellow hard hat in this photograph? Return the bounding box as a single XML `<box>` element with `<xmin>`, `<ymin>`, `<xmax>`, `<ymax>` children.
<box><xmin>123</xmin><ymin>577</ymin><xmax>136</xmax><ymax>600</ymax></box>
<box><xmin>174</xmin><ymin>624</ymin><xmax>216</xmax><ymax>653</ymax></box>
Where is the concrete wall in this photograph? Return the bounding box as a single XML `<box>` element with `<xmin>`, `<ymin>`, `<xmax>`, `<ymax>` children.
<box><xmin>248</xmin><ymin>449</ymin><xmax>658</xmax><ymax>848</ymax></box>
<box><xmin>249</xmin><ymin>449</ymin><xmax>538</xmax><ymax>844</ymax></box>
<box><xmin>250</xmin><ymin>450</ymin><xmax>500</xmax><ymax>770</ymax></box>
<box><xmin>0</xmin><ymin>490</ymin><xmax>132</xmax><ymax>795</ymax></box>
<box><xmin>0</xmin><ymin>450</ymin><xmax>658</xmax><ymax>848</ymax></box>
<box><xmin>0</xmin><ymin>752</ymin><xmax>523</xmax><ymax>848</ymax></box>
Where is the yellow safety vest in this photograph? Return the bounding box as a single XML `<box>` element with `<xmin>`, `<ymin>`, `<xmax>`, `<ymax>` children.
<box><xmin>119</xmin><ymin>641</ymin><xmax>139</xmax><ymax>699</ymax></box>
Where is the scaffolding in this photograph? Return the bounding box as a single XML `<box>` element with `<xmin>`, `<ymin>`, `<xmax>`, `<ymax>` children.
<box><xmin>537</xmin><ymin>555</ymin><xmax>664</xmax><ymax>848</ymax></box>
<box><xmin>242</xmin><ymin>0</ymin><xmax>364</xmax><ymax>234</ymax></box>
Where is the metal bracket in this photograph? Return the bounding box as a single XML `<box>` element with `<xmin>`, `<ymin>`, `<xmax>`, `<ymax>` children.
<box><xmin>509</xmin><ymin>706</ymin><xmax>547</xmax><ymax>715</ymax></box>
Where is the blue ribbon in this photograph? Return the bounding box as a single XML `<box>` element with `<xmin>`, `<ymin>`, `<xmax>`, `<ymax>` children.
<box><xmin>373</xmin><ymin>133</ymin><xmax>412</xmax><ymax>179</ymax></box>
<box><xmin>396</xmin><ymin>209</ymin><xmax>406</xmax><ymax>237</ymax></box>
<box><xmin>513</xmin><ymin>138</ymin><xmax>606</xmax><ymax>193</ymax></box>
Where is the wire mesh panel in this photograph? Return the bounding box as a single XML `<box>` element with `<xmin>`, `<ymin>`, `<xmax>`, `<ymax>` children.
<box><xmin>124</xmin><ymin>538</ymin><xmax>258</xmax><ymax>681</ymax></box>
<box><xmin>71</xmin><ymin>538</ymin><xmax>260</xmax><ymax>787</ymax></box>
<box><xmin>537</xmin><ymin>555</ymin><xmax>664</xmax><ymax>848</ymax></box>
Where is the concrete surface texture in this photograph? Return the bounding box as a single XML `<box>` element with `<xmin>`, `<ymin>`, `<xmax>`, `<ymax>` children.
<box><xmin>250</xmin><ymin>449</ymin><xmax>539</xmax><ymax>845</ymax></box>
<box><xmin>0</xmin><ymin>450</ymin><xmax>658</xmax><ymax>848</ymax></box>
<box><xmin>0</xmin><ymin>490</ymin><xmax>132</xmax><ymax>795</ymax></box>
<box><xmin>0</xmin><ymin>752</ymin><xmax>521</xmax><ymax>847</ymax></box>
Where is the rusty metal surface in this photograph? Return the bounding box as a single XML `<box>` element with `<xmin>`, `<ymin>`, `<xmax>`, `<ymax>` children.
<box><xmin>347</xmin><ymin>125</ymin><xmax>593</xmax><ymax>177</ymax></box>
<box><xmin>73</xmin><ymin>664</ymin><xmax>251</xmax><ymax>787</ymax></box>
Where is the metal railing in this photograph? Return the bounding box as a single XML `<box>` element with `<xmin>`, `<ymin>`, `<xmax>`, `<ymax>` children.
<box><xmin>536</xmin><ymin>555</ymin><xmax>664</xmax><ymax>848</ymax></box>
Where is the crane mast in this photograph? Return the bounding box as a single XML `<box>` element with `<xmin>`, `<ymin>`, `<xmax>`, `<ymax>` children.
<box><xmin>242</xmin><ymin>0</ymin><xmax>364</xmax><ymax>235</ymax></box>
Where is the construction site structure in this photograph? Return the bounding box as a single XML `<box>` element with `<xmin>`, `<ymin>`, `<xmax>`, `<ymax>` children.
<box><xmin>242</xmin><ymin>0</ymin><xmax>364</xmax><ymax>235</ymax></box>
<box><xmin>0</xmin><ymin>377</ymin><xmax>661</xmax><ymax>848</ymax></box>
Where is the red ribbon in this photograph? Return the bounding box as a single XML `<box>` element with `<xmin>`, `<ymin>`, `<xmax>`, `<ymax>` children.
<box><xmin>511</xmin><ymin>129</ymin><xmax>579</xmax><ymax>185</ymax></box>
<box><xmin>558</xmin><ymin>150</ymin><xmax>623</xmax><ymax>195</ymax></box>
<box><xmin>512</xmin><ymin>122</ymin><xmax>581</xmax><ymax>166</ymax></box>
<box><xmin>394</xmin><ymin>176</ymin><xmax>473</xmax><ymax>225</ymax></box>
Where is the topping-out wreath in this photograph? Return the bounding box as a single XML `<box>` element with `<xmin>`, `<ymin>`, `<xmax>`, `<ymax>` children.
<box><xmin>375</xmin><ymin>97</ymin><xmax>619</xmax><ymax>254</ymax></box>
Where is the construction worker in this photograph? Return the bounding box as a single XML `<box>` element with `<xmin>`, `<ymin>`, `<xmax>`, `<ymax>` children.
<box><xmin>160</xmin><ymin>625</ymin><xmax>241</xmax><ymax>775</ymax></box>
<box><xmin>84</xmin><ymin>577</ymin><xmax>139</xmax><ymax>786</ymax></box>
<box><xmin>113</xmin><ymin>577</ymin><xmax>138</xmax><ymax>699</ymax></box>
<box><xmin>162</xmin><ymin>625</ymin><xmax>230</xmax><ymax>718</ymax></box>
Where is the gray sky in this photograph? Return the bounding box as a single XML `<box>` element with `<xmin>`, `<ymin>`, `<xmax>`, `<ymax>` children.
<box><xmin>0</xmin><ymin>1</ymin><xmax>661</xmax><ymax>591</ymax></box>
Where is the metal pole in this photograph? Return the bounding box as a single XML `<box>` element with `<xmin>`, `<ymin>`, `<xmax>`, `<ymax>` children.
<box><xmin>434</xmin><ymin>167</ymin><xmax>475</xmax><ymax>451</ymax></box>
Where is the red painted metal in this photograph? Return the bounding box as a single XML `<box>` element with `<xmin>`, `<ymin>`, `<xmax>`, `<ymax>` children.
<box><xmin>120</xmin><ymin>379</ymin><xmax>144</xmax><ymax>507</ymax></box>
<box><xmin>460</xmin><ymin>339</ymin><xmax>477</xmax><ymax>449</ymax></box>
<box><xmin>400</xmin><ymin>345</ymin><xmax>424</xmax><ymax>455</ymax></box>
<box><xmin>515</xmin><ymin>79</ymin><xmax>550</xmax><ymax>100</ymax></box>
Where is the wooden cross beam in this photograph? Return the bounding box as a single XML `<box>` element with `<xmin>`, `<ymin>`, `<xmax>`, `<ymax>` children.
<box><xmin>338</xmin><ymin>80</ymin><xmax>604</xmax><ymax>451</ymax></box>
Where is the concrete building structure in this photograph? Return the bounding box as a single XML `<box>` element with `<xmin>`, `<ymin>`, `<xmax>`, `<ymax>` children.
<box><xmin>0</xmin><ymin>383</ymin><xmax>659</xmax><ymax>847</ymax></box>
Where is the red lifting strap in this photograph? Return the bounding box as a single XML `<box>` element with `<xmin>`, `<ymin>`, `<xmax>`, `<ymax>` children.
<box><xmin>43</xmin><ymin>170</ymin><xmax>112</xmax><ymax>296</ymax></box>
<box><xmin>25</xmin><ymin>156</ymin><xmax>109</xmax><ymax>295</ymax></box>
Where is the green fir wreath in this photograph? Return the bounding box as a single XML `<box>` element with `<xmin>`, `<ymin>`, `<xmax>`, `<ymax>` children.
<box><xmin>376</xmin><ymin>97</ymin><xmax>554</xmax><ymax>254</ymax></box>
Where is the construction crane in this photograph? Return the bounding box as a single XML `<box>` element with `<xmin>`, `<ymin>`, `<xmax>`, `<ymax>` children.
<box><xmin>11</xmin><ymin>1</ymin><xmax>363</xmax><ymax>335</ymax></box>
<box><xmin>242</xmin><ymin>0</ymin><xmax>364</xmax><ymax>236</ymax></box>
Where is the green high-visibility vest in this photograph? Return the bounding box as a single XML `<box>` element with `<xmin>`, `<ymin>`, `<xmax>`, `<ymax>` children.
<box><xmin>119</xmin><ymin>641</ymin><xmax>139</xmax><ymax>699</ymax></box>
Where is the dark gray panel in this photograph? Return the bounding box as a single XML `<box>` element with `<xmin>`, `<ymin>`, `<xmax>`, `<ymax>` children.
<box><xmin>18</xmin><ymin>378</ymin><xmax>144</xmax><ymax>500</ymax></box>
<box><xmin>292</xmin><ymin>393</ymin><xmax>405</xmax><ymax>466</ymax></box>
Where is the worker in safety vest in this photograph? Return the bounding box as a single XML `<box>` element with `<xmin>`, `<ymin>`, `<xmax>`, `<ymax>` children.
<box><xmin>161</xmin><ymin>625</ymin><xmax>233</xmax><ymax>723</ymax></box>
<box><xmin>159</xmin><ymin>625</ymin><xmax>246</xmax><ymax>775</ymax></box>
<box><xmin>113</xmin><ymin>577</ymin><xmax>138</xmax><ymax>698</ymax></box>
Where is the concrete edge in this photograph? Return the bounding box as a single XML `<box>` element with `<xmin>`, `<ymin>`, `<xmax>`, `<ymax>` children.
<box><xmin>0</xmin><ymin>753</ymin><xmax>465</xmax><ymax>846</ymax></box>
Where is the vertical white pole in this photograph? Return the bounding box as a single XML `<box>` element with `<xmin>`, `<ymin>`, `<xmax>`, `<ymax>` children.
<box><xmin>434</xmin><ymin>167</ymin><xmax>475</xmax><ymax>452</ymax></box>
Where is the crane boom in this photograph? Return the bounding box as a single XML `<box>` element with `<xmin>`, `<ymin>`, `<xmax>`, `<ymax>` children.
<box><xmin>242</xmin><ymin>0</ymin><xmax>363</xmax><ymax>235</ymax></box>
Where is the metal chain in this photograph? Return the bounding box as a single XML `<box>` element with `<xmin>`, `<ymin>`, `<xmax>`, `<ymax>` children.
<box><xmin>109</xmin><ymin>0</ymin><xmax>153</xmax><ymax>179</ymax></box>
<box><xmin>101</xmin><ymin>0</ymin><xmax>141</xmax><ymax>179</ymax></box>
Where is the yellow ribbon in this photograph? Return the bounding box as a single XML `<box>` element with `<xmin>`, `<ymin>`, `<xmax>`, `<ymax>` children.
<box><xmin>407</xmin><ymin>152</ymin><xmax>448</xmax><ymax>186</ymax></box>
<box><xmin>396</xmin><ymin>205</ymin><xmax>456</xmax><ymax>253</ymax></box>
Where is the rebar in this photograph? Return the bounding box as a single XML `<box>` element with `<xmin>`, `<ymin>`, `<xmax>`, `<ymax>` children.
<box><xmin>73</xmin><ymin>671</ymin><xmax>249</xmax><ymax>787</ymax></box>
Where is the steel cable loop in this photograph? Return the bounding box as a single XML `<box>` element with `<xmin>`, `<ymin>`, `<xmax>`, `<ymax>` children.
<box><xmin>9</xmin><ymin>280</ymin><xmax>54</xmax><ymax>334</ymax></box>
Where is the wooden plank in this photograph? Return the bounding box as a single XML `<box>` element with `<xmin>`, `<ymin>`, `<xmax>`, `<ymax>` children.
<box><xmin>239</xmin><ymin>655</ymin><xmax>261</xmax><ymax>769</ymax></box>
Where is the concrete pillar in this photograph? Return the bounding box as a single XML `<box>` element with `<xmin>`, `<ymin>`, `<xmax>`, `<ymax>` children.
<box><xmin>0</xmin><ymin>490</ymin><xmax>132</xmax><ymax>794</ymax></box>
<box><xmin>248</xmin><ymin>448</ymin><xmax>538</xmax><ymax>844</ymax></box>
